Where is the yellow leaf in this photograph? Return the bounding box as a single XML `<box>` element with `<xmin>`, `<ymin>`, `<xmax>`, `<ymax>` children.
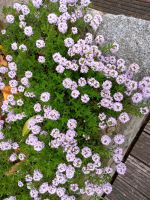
<box><xmin>5</xmin><ymin>162</ymin><xmax>21</xmax><ymax>176</ymax></box>
<box><xmin>5</xmin><ymin>157</ymin><xmax>27</xmax><ymax>176</ymax></box>
<box><xmin>0</xmin><ymin>55</ymin><xmax>7</xmax><ymax>67</ymax></box>
<box><xmin>2</xmin><ymin>86</ymin><xmax>11</xmax><ymax>100</ymax></box>
<box><xmin>22</xmin><ymin>116</ymin><xmax>36</xmax><ymax>136</ymax></box>
<box><xmin>0</xmin><ymin>45</ymin><xmax>3</xmax><ymax>50</ymax></box>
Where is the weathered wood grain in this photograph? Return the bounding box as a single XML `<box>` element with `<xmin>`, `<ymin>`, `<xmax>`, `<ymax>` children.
<box><xmin>106</xmin><ymin>177</ymin><xmax>149</xmax><ymax>200</ymax></box>
<box><xmin>92</xmin><ymin>0</ymin><xmax>150</xmax><ymax>20</ymax></box>
<box><xmin>131</xmin><ymin>132</ymin><xmax>150</xmax><ymax>166</ymax></box>
<box><xmin>144</xmin><ymin>121</ymin><xmax>150</xmax><ymax>134</ymax></box>
<box><xmin>105</xmin><ymin>120</ymin><xmax>150</xmax><ymax>200</ymax></box>
<box><xmin>93</xmin><ymin>0</ymin><xmax>150</xmax><ymax>13</ymax></box>
<box><xmin>119</xmin><ymin>155</ymin><xmax>150</xmax><ymax>198</ymax></box>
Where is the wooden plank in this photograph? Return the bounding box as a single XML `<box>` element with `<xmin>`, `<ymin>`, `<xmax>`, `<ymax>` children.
<box><xmin>127</xmin><ymin>0</ymin><xmax>150</xmax><ymax>4</ymax></box>
<box><xmin>144</xmin><ymin>130</ymin><xmax>150</xmax><ymax>135</ymax></box>
<box><xmin>106</xmin><ymin>177</ymin><xmax>149</xmax><ymax>200</ymax></box>
<box><xmin>144</xmin><ymin>121</ymin><xmax>150</xmax><ymax>134</ymax></box>
<box><xmin>137</xmin><ymin>0</ymin><xmax>150</xmax><ymax>2</ymax></box>
<box><xmin>92</xmin><ymin>0</ymin><xmax>150</xmax><ymax>15</ymax></box>
<box><xmin>131</xmin><ymin>132</ymin><xmax>150</xmax><ymax>166</ymax></box>
<box><xmin>92</xmin><ymin>0</ymin><xmax>150</xmax><ymax>20</ymax></box>
<box><xmin>92</xmin><ymin>3</ymin><xmax>148</xmax><ymax>16</ymax></box>
<box><xmin>92</xmin><ymin>3</ymin><xmax>150</xmax><ymax>20</ymax></box>
<box><xmin>93</xmin><ymin>0</ymin><xmax>150</xmax><ymax>12</ymax></box>
<box><xmin>119</xmin><ymin>155</ymin><xmax>150</xmax><ymax>198</ymax></box>
<box><xmin>93</xmin><ymin>0</ymin><xmax>150</xmax><ymax>6</ymax></box>
<box><xmin>121</xmin><ymin>0</ymin><xmax>150</xmax><ymax>4</ymax></box>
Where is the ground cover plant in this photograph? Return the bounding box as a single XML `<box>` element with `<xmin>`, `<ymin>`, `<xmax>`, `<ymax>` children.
<box><xmin>0</xmin><ymin>0</ymin><xmax>150</xmax><ymax>199</ymax></box>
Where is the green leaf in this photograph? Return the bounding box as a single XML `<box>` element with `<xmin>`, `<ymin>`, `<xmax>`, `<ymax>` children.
<box><xmin>22</xmin><ymin>116</ymin><xmax>36</xmax><ymax>136</ymax></box>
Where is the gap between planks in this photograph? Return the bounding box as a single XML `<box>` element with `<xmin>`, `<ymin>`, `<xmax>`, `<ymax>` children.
<box><xmin>131</xmin><ymin>131</ymin><xmax>150</xmax><ymax>167</ymax></box>
<box><xmin>105</xmin><ymin>155</ymin><xmax>150</xmax><ymax>200</ymax></box>
<box><xmin>92</xmin><ymin>1</ymin><xmax>150</xmax><ymax>20</ymax></box>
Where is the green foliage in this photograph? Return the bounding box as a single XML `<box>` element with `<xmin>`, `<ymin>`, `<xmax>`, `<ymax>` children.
<box><xmin>100</xmin><ymin>43</ymin><xmax>114</xmax><ymax>54</ymax></box>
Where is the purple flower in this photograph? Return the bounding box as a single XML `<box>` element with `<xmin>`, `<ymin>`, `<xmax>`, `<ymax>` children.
<box><xmin>132</xmin><ymin>93</ymin><xmax>143</xmax><ymax>104</ymax></box>
<box><xmin>114</xmin><ymin>134</ymin><xmax>125</xmax><ymax>145</ymax></box>
<box><xmin>32</xmin><ymin>0</ymin><xmax>43</xmax><ymax>8</ymax></box>
<box><xmin>140</xmin><ymin>107</ymin><xmax>149</xmax><ymax>115</ymax></box>
<box><xmin>119</xmin><ymin>112</ymin><xmax>130</xmax><ymax>124</ymax></box>
<box><xmin>113</xmin><ymin>92</ymin><xmax>123</xmax><ymax>102</ymax></box>
<box><xmin>30</xmin><ymin>188</ymin><xmax>38</xmax><ymax>198</ymax></box>
<box><xmin>102</xmin><ymin>80</ymin><xmax>112</xmax><ymax>90</ymax></box>
<box><xmin>18</xmin><ymin>153</ymin><xmax>26</xmax><ymax>161</ymax></box>
<box><xmin>18</xmin><ymin>181</ymin><xmax>24</xmax><ymax>187</ymax></box>
<box><xmin>113</xmin><ymin>102</ymin><xmax>123</xmax><ymax>112</ymax></box>
<box><xmin>56</xmin><ymin>65</ymin><xmax>65</xmax><ymax>73</ymax></box>
<box><xmin>67</xmin><ymin>119</ymin><xmax>77</xmax><ymax>130</ymax></box>
<box><xmin>36</xmin><ymin>39</ymin><xmax>45</xmax><ymax>48</ymax></box>
<box><xmin>101</xmin><ymin>135</ymin><xmax>111</xmax><ymax>146</ymax></box>
<box><xmin>47</xmin><ymin>13</ymin><xmax>58</xmax><ymax>24</ymax></box>
<box><xmin>72</xmin><ymin>27</ymin><xmax>78</xmax><ymax>34</ymax></box>
<box><xmin>98</xmin><ymin>113</ymin><xmax>106</xmax><ymax>121</ymax></box>
<box><xmin>81</xmin><ymin>147</ymin><xmax>92</xmax><ymax>158</ymax></box>
<box><xmin>58</xmin><ymin>22</ymin><xmax>68</xmax><ymax>34</ymax></box>
<box><xmin>107</xmin><ymin>117</ymin><xmax>117</xmax><ymax>127</ymax></box>
<box><xmin>38</xmin><ymin>56</ymin><xmax>45</xmax><ymax>63</ymax></box>
<box><xmin>40</xmin><ymin>92</ymin><xmax>50</xmax><ymax>102</ymax></box>
<box><xmin>116</xmin><ymin>162</ymin><xmax>127</xmax><ymax>175</ymax></box>
<box><xmin>9</xmin><ymin>153</ymin><xmax>17</xmax><ymax>162</ymax></box>
<box><xmin>6</xmin><ymin>15</ymin><xmax>15</xmax><ymax>24</ymax></box>
<box><xmin>71</xmin><ymin>89</ymin><xmax>80</xmax><ymax>99</ymax></box>
<box><xmin>24</xmin><ymin>26</ymin><xmax>33</xmax><ymax>36</ymax></box>
<box><xmin>129</xmin><ymin>63</ymin><xmax>140</xmax><ymax>73</ymax></box>
<box><xmin>64</xmin><ymin>38</ymin><xmax>74</xmax><ymax>48</ymax></box>
<box><xmin>103</xmin><ymin>183</ymin><xmax>112</xmax><ymax>195</ymax></box>
<box><xmin>33</xmin><ymin>169</ymin><xmax>43</xmax><ymax>181</ymax></box>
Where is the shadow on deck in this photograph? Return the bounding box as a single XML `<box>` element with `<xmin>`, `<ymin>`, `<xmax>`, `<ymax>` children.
<box><xmin>105</xmin><ymin>116</ymin><xmax>150</xmax><ymax>200</ymax></box>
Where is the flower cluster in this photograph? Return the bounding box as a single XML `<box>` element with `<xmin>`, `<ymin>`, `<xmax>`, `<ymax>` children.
<box><xmin>0</xmin><ymin>0</ymin><xmax>149</xmax><ymax>200</ymax></box>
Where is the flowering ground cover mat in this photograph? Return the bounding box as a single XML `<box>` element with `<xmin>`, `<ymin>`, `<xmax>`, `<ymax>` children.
<box><xmin>0</xmin><ymin>0</ymin><xmax>149</xmax><ymax>200</ymax></box>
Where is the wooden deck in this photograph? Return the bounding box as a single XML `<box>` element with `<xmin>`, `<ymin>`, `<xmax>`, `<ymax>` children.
<box><xmin>105</xmin><ymin>118</ymin><xmax>150</xmax><ymax>200</ymax></box>
<box><xmin>92</xmin><ymin>0</ymin><xmax>150</xmax><ymax>21</ymax></box>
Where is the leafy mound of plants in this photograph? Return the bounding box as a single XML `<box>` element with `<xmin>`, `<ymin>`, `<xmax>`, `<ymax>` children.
<box><xmin>0</xmin><ymin>0</ymin><xmax>149</xmax><ymax>200</ymax></box>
